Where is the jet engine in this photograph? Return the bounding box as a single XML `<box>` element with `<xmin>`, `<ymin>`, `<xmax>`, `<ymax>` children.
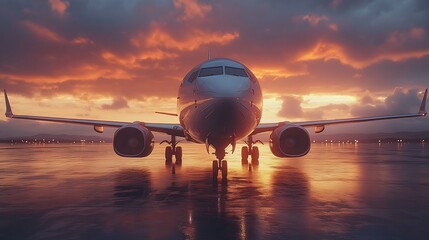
<box><xmin>113</xmin><ymin>124</ymin><xmax>154</xmax><ymax>157</ymax></box>
<box><xmin>269</xmin><ymin>125</ymin><xmax>311</xmax><ymax>157</ymax></box>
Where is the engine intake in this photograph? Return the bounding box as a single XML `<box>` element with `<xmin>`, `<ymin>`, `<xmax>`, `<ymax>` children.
<box><xmin>113</xmin><ymin>124</ymin><xmax>154</xmax><ymax>157</ymax></box>
<box><xmin>269</xmin><ymin>125</ymin><xmax>311</xmax><ymax>157</ymax></box>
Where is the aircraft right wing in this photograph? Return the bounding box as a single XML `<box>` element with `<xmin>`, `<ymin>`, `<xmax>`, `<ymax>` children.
<box><xmin>3</xmin><ymin>90</ymin><xmax>185</xmax><ymax>137</ymax></box>
<box><xmin>253</xmin><ymin>88</ymin><xmax>428</xmax><ymax>135</ymax></box>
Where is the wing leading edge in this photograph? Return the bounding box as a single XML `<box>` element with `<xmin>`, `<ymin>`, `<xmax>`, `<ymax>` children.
<box><xmin>253</xmin><ymin>88</ymin><xmax>428</xmax><ymax>135</ymax></box>
<box><xmin>3</xmin><ymin>90</ymin><xmax>184</xmax><ymax>137</ymax></box>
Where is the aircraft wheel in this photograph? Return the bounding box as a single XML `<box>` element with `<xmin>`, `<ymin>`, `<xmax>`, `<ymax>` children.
<box><xmin>241</xmin><ymin>146</ymin><xmax>249</xmax><ymax>162</ymax></box>
<box><xmin>212</xmin><ymin>160</ymin><xmax>219</xmax><ymax>180</ymax></box>
<box><xmin>251</xmin><ymin>146</ymin><xmax>259</xmax><ymax>160</ymax></box>
<box><xmin>165</xmin><ymin>146</ymin><xmax>173</xmax><ymax>163</ymax></box>
<box><xmin>175</xmin><ymin>146</ymin><xmax>182</xmax><ymax>164</ymax></box>
<box><xmin>251</xmin><ymin>146</ymin><xmax>259</xmax><ymax>165</ymax></box>
<box><xmin>221</xmin><ymin>160</ymin><xmax>228</xmax><ymax>179</ymax></box>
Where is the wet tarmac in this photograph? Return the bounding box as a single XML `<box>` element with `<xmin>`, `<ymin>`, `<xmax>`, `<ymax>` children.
<box><xmin>0</xmin><ymin>142</ymin><xmax>428</xmax><ymax>239</ymax></box>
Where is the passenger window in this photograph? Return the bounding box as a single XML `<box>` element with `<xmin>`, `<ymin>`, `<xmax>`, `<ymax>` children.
<box><xmin>188</xmin><ymin>71</ymin><xmax>198</xmax><ymax>83</ymax></box>
<box><xmin>199</xmin><ymin>66</ymin><xmax>223</xmax><ymax>77</ymax></box>
<box><xmin>225</xmin><ymin>67</ymin><xmax>248</xmax><ymax>77</ymax></box>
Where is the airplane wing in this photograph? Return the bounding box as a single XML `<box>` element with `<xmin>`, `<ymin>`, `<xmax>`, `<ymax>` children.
<box><xmin>3</xmin><ymin>90</ymin><xmax>185</xmax><ymax>137</ymax></box>
<box><xmin>253</xmin><ymin>88</ymin><xmax>428</xmax><ymax>135</ymax></box>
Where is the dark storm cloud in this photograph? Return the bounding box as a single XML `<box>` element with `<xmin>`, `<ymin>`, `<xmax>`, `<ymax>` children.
<box><xmin>351</xmin><ymin>88</ymin><xmax>423</xmax><ymax>117</ymax></box>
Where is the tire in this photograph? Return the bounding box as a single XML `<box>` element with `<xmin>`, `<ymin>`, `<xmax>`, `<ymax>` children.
<box><xmin>221</xmin><ymin>160</ymin><xmax>228</xmax><ymax>179</ymax></box>
<box><xmin>165</xmin><ymin>146</ymin><xmax>173</xmax><ymax>162</ymax></box>
<box><xmin>241</xmin><ymin>146</ymin><xmax>249</xmax><ymax>161</ymax></box>
<box><xmin>251</xmin><ymin>146</ymin><xmax>259</xmax><ymax>165</ymax></box>
<box><xmin>175</xmin><ymin>146</ymin><xmax>182</xmax><ymax>164</ymax></box>
<box><xmin>212</xmin><ymin>160</ymin><xmax>218</xmax><ymax>180</ymax></box>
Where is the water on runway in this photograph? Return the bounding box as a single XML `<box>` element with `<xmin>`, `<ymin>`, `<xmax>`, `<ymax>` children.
<box><xmin>0</xmin><ymin>142</ymin><xmax>428</xmax><ymax>239</ymax></box>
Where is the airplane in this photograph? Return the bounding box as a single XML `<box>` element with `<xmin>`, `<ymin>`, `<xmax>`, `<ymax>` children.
<box><xmin>3</xmin><ymin>58</ymin><xmax>428</xmax><ymax>181</ymax></box>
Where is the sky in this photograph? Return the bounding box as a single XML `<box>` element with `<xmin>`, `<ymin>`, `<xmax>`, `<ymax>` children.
<box><xmin>0</xmin><ymin>0</ymin><xmax>429</xmax><ymax>138</ymax></box>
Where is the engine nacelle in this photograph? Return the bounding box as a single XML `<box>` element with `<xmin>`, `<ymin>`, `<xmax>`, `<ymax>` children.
<box><xmin>269</xmin><ymin>125</ymin><xmax>311</xmax><ymax>157</ymax></box>
<box><xmin>113</xmin><ymin>124</ymin><xmax>154</xmax><ymax>157</ymax></box>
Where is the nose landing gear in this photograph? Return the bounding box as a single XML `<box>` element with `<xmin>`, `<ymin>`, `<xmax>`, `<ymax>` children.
<box><xmin>241</xmin><ymin>135</ymin><xmax>263</xmax><ymax>165</ymax></box>
<box><xmin>160</xmin><ymin>135</ymin><xmax>182</xmax><ymax>164</ymax></box>
<box><xmin>212</xmin><ymin>149</ymin><xmax>228</xmax><ymax>182</ymax></box>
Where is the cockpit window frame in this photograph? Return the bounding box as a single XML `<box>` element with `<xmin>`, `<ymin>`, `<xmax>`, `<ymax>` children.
<box><xmin>188</xmin><ymin>70</ymin><xmax>199</xmax><ymax>83</ymax></box>
<box><xmin>245</xmin><ymin>69</ymin><xmax>257</xmax><ymax>82</ymax></box>
<box><xmin>198</xmin><ymin>66</ymin><xmax>223</xmax><ymax>77</ymax></box>
<box><xmin>225</xmin><ymin>66</ymin><xmax>248</xmax><ymax>77</ymax></box>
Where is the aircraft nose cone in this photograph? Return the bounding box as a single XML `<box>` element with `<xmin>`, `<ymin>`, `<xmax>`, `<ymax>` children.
<box><xmin>205</xmin><ymin>98</ymin><xmax>244</xmax><ymax>137</ymax></box>
<box><xmin>196</xmin><ymin>76</ymin><xmax>250</xmax><ymax>96</ymax></box>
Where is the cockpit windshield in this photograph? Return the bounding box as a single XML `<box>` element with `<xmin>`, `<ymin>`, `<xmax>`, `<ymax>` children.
<box><xmin>225</xmin><ymin>66</ymin><xmax>248</xmax><ymax>77</ymax></box>
<box><xmin>199</xmin><ymin>66</ymin><xmax>223</xmax><ymax>77</ymax></box>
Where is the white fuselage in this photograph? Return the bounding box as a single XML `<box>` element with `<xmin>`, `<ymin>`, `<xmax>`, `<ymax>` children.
<box><xmin>177</xmin><ymin>58</ymin><xmax>263</xmax><ymax>151</ymax></box>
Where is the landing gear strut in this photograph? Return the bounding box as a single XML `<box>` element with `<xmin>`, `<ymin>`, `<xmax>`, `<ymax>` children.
<box><xmin>160</xmin><ymin>135</ymin><xmax>182</xmax><ymax>164</ymax></box>
<box><xmin>241</xmin><ymin>135</ymin><xmax>263</xmax><ymax>165</ymax></box>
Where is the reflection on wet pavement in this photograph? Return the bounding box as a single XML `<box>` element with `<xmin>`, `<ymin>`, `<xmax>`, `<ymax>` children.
<box><xmin>0</xmin><ymin>143</ymin><xmax>428</xmax><ymax>239</ymax></box>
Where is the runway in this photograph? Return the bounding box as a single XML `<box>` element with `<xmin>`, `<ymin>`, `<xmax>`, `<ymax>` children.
<box><xmin>0</xmin><ymin>142</ymin><xmax>428</xmax><ymax>239</ymax></box>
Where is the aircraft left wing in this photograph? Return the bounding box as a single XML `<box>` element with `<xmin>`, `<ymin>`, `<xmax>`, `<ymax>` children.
<box><xmin>3</xmin><ymin>90</ymin><xmax>185</xmax><ymax>137</ymax></box>
<box><xmin>253</xmin><ymin>88</ymin><xmax>428</xmax><ymax>135</ymax></box>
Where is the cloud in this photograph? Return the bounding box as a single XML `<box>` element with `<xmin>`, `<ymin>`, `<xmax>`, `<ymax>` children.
<box><xmin>101</xmin><ymin>97</ymin><xmax>129</xmax><ymax>110</ymax></box>
<box><xmin>133</xmin><ymin>24</ymin><xmax>239</xmax><ymax>51</ymax></box>
<box><xmin>387</xmin><ymin>27</ymin><xmax>425</xmax><ymax>46</ymax></box>
<box><xmin>173</xmin><ymin>0</ymin><xmax>212</xmax><ymax>20</ymax></box>
<box><xmin>351</xmin><ymin>88</ymin><xmax>424</xmax><ymax>117</ymax></box>
<box><xmin>278</xmin><ymin>95</ymin><xmax>349</xmax><ymax>120</ymax></box>
<box><xmin>0</xmin><ymin>0</ymin><xmax>428</xmax><ymax>136</ymax></box>
<box><xmin>298</xmin><ymin>14</ymin><xmax>329</xmax><ymax>26</ymax></box>
<box><xmin>278</xmin><ymin>96</ymin><xmax>305</xmax><ymax>118</ymax></box>
<box><xmin>49</xmin><ymin>0</ymin><xmax>70</xmax><ymax>17</ymax></box>
<box><xmin>21</xmin><ymin>20</ymin><xmax>66</xmax><ymax>43</ymax></box>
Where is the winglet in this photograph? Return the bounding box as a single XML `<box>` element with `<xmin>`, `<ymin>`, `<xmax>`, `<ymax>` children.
<box><xmin>419</xmin><ymin>88</ymin><xmax>427</xmax><ymax>116</ymax></box>
<box><xmin>4</xmin><ymin>89</ymin><xmax>13</xmax><ymax>118</ymax></box>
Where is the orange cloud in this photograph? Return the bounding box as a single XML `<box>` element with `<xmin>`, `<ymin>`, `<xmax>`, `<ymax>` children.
<box><xmin>21</xmin><ymin>20</ymin><xmax>65</xmax><ymax>43</ymax></box>
<box><xmin>22</xmin><ymin>21</ymin><xmax>94</xmax><ymax>47</ymax></box>
<box><xmin>49</xmin><ymin>0</ymin><xmax>69</xmax><ymax>17</ymax></box>
<box><xmin>173</xmin><ymin>0</ymin><xmax>212</xmax><ymax>20</ymax></box>
<box><xmin>298</xmin><ymin>40</ymin><xmax>429</xmax><ymax>68</ymax></box>
<box><xmin>134</xmin><ymin>26</ymin><xmax>239</xmax><ymax>51</ymax></box>
<box><xmin>101</xmin><ymin>50</ymin><xmax>178</xmax><ymax>68</ymax></box>
<box><xmin>71</xmin><ymin>37</ymin><xmax>94</xmax><ymax>45</ymax></box>
<box><xmin>298</xmin><ymin>41</ymin><xmax>345</xmax><ymax>62</ymax></box>
<box><xmin>252</xmin><ymin>67</ymin><xmax>306</xmax><ymax>80</ymax></box>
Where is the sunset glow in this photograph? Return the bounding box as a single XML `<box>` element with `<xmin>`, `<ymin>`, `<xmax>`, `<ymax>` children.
<box><xmin>0</xmin><ymin>0</ymin><xmax>428</xmax><ymax>137</ymax></box>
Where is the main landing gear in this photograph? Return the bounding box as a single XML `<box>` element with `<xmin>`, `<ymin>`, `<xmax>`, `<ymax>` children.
<box><xmin>241</xmin><ymin>135</ymin><xmax>263</xmax><ymax>165</ymax></box>
<box><xmin>160</xmin><ymin>135</ymin><xmax>182</xmax><ymax>165</ymax></box>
